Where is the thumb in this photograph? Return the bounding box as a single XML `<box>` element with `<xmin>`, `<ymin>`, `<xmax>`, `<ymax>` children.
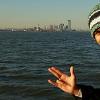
<box><xmin>70</xmin><ymin>66</ymin><xmax>75</xmax><ymax>77</ymax></box>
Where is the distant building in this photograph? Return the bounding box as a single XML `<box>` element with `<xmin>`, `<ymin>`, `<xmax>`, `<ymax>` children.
<box><xmin>33</xmin><ymin>27</ymin><xmax>37</xmax><ymax>32</ymax></box>
<box><xmin>44</xmin><ymin>25</ymin><xmax>48</xmax><ymax>31</ymax></box>
<box><xmin>68</xmin><ymin>20</ymin><xmax>71</xmax><ymax>31</ymax></box>
<box><xmin>49</xmin><ymin>25</ymin><xmax>54</xmax><ymax>32</ymax></box>
<box><xmin>64</xmin><ymin>25</ymin><xmax>68</xmax><ymax>31</ymax></box>
<box><xmin>54</xmin><ymin>25</ymin><xmax>59</xmax><ymax>32</ymax></box>
<box><xmin>59</xmin><ymin>24</ymin><xmax>64</xmax><ymax>32</ymax></box>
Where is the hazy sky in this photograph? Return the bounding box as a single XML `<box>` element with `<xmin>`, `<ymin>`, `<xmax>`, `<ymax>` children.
<box><xmin>0</xmin><ymin>0</ymin><xmax>99</xmax><ymax>30</ymax></box>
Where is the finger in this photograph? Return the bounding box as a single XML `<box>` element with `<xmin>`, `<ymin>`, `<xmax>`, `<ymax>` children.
<box><xmin>70</xmin><ymin>66</ymin><xmax>75</xmax><ymax>77</ymax></box>
<box><xmin>52</xmin><ymin>67</ymin><xmax>69</xmax><ymax>81</ymax></box>
<box><xmin>48</xmin><ymin>68</ymin><xmax>60</xmax><ymax>78</ymax></box>
<box><xmin>56</xmin><ymin>80</ymin><xmax>64</xmax><ymax>85</ymax></box>
<box><xmin>56</xmin><ymin>80</ymin><xmax>68</xmax><ymax>92</ymax></box>
<box><xmin>51</xmin><ymin>67</ymin><xmax>63</xmax><ymax>77</ymax></box>
<box><xmin>48</xmin><ymin>79</ymin><xmax>57</xmax><ymax>87</ymax></box>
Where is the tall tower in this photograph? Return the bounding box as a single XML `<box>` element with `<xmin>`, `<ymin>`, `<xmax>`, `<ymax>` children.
<box><xmin>68</xmin><ymin>20</ymin><xmax>71</xmax><ymax>31</ymax></box>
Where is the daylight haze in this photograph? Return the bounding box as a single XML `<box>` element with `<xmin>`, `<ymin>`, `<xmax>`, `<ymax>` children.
<box><xmin>0</xmin><ymin>0</ymin><xmax>98</xmax><ymax>30</ymax></box>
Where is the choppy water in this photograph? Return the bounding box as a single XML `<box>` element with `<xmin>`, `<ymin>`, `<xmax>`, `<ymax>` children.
<box><xmin>0</xmin><ymin>31</ymin><xmax>100</xmax><ymax>100</ymax></box>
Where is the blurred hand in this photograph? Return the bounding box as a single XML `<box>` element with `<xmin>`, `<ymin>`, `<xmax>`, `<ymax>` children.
<box><xmin>48</xmin><ymin>66</ymin><xmax>79</xmax><ymax>96</ymax></box>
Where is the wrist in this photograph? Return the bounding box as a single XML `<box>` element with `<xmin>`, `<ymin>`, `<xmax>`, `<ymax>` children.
<box><xmin>73</xmin><ymin>87</ymin><xmax>80</xmax><ymax>96</ymax></box>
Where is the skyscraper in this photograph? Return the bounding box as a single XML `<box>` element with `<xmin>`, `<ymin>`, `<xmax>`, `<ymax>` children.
<box><xmin>68</xmin><ymin>20</ymin><xmax>71</xmax><ymax>31</ymax></box>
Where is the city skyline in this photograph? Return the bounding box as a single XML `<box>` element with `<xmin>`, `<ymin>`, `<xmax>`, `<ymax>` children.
<box><xmin>0</xmin><ymin>0</ymin><xmax>99</xmax><ymax>30</ymax></box>
<box><xmin>0</xmin><ymin>20</ymin><xmax>74</xmax><ymax>32</ymax></box>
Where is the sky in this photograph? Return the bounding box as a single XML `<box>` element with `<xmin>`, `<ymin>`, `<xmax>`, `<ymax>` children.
<box><xmin>0</xmin><ymin>0</ymin><xmax>99</xmax><ymax>30</ymax></box>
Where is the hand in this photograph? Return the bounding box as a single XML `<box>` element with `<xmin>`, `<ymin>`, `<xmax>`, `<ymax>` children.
<box><xmin>48</xmin><ymin>66</ymin><xmax>79</xmax><ymax>96</ymax></box>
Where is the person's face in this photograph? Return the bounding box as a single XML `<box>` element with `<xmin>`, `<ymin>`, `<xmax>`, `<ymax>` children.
<box><xmin>94</xmin><ymin>28</ymin><xmax>100</xmax><ymax>45</ymax></box>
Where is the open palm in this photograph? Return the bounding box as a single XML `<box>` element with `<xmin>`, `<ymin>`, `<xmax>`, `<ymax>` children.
<box><xmin>48</xmin><ymin>66</ymin><xmax>79</xmax><ymax>95</ymax></box>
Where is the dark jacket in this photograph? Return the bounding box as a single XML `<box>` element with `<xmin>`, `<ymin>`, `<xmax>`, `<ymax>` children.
<box><xmin>74</xmin><ymin>85</ymin><xmax>100</xmax><ymax>100</ymax></box>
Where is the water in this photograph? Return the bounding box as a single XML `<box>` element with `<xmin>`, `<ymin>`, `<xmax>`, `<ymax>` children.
<box><xmin>0</xmin><ymin>31</ymin><xmax>100</xmax><ymax>100</ymax></box>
